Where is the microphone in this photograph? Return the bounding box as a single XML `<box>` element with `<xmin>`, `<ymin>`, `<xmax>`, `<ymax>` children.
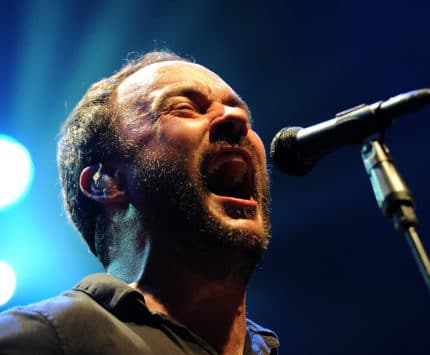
<box><xmin>270</xmin><ymin>89</ymin><xmax>430</xmax><ymax>176</ymax></box>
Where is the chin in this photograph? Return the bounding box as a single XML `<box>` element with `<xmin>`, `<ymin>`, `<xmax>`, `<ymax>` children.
<box><xmin>200</xmin><ymin>190</ymin><xmax>271</xmax><ymax>257</ymax></box>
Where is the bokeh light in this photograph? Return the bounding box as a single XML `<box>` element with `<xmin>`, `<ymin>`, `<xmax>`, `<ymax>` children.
<box><xmin>0</xmin><ymin>135</ymin><xmax>34</xmax><ymax>209</ymax></box>
<box><xmin>0</xmin><ymin>261</ymin><xmax>16</xmax><ymax>306</ymax></box>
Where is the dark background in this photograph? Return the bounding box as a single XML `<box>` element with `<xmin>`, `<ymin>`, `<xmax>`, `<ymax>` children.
<box><xmin>1</xmin><ymin>1</ymin><xmax>430</xmax><ymax>354</ymax></box>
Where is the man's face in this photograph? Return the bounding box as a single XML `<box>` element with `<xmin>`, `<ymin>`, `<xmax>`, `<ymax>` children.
<box><xmin>115</xmin><ymin>61</ymin><xmax>270</xmax><ymax>256</ymax></box>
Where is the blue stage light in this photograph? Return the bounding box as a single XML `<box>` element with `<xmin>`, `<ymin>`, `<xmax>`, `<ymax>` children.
<box><xmin>0</xmin><ymin>261</ymin><xmax>16</xmax><ymax>306</ymax></box>
<box><xmin>0</xmin><ymin>135</ymin><xmax>34</xmax><ymax>209</ymax></box>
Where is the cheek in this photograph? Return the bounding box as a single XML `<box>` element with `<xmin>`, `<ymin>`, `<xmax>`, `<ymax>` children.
<box><xmin>157</xmin><ymin>119</ymin><xmax>208</xmax><ymax>152</ymax></box>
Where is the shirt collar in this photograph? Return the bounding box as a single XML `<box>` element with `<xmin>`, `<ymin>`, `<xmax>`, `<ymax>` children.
<box><xmin>72</xmin><ymin>273</ymin><xmax>150</xmax><ymax>321</ymax></box>
<box><xmin>246</xmin><ymin>318</ymin><xmax>280</xmax><ymax>354</ymax></box>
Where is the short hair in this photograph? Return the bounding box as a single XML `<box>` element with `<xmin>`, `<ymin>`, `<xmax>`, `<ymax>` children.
<box><xmin>57</xmin><ymin>51</ymin><xmax>189</xmax><ymax>261</ymax></box>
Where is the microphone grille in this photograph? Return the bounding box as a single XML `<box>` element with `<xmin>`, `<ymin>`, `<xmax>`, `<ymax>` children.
<box><xmin>270</xmin><ymin>126</ymin><xmax>315</xmax><ymax>175</ymax></box>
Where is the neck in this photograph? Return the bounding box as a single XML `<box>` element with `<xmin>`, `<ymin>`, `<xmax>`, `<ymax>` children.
<box><xmin>131</xmin><ymin>243</ymin><xmax>256</xmax><ymax>355</ymax></box>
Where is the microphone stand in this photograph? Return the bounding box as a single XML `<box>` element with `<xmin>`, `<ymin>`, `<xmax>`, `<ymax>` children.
<box><xmin>361</xmin><ymin>139</ymin><xmax>430</xmax><ymax>293</ymax></box>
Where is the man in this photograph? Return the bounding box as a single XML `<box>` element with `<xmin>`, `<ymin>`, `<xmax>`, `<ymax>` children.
<box><xmin>0</xmin><ymin>51</ymin><xmax>279</xmax><ymax>354</ymax></box>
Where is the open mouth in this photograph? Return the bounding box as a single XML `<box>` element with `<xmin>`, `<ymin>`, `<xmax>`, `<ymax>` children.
<box><xmin>203</xmin><ymin>149</ymin><xmax>254</xmax><ymax>201</ymax></box>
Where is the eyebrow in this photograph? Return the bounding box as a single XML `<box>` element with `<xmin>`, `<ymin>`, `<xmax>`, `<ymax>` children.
<box><xmin>151</xmin><ymin>84</ymin><xmax>251</xmax><ymax>118</ymax></box>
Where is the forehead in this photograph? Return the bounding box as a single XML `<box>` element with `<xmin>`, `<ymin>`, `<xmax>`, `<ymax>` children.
<box><xmin>117</xmin><ymin>61</ymin><xmax>237</xmax><ymax>104</ymax></box>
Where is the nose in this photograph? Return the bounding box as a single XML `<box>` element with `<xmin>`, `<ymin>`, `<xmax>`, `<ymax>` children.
<box><xmin>209</xmin><ymin>106</ymin><xmax>249</xmax><ymax>144</ymax></box>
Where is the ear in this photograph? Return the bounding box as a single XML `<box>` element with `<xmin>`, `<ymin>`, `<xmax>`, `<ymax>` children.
<box><xmin>79</xmin><ymin>163</ymin><xmax>129</xmax><ymax>205</ymax></box>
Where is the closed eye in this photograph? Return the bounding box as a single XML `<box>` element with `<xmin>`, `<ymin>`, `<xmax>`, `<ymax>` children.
<box><xmin>173</xmin><ymin>103</ymin><xmax>196</xmax><ymax>110</ymax></box>
<box><xmin>169</xmin><ymin>100</ymin><xmax>201</xmax><ymax>118</ymax></box>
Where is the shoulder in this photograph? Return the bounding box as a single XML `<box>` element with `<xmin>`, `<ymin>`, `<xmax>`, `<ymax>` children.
<box><xmin>0</xmin><ymin>293</ymin><xmax>79</xmax><ymax>354</ymax></box>
<box><xmin>0</xmin><ymin>273</ymin><xmax>151</xmax><ymax>354</ymax></box>
<box><xmin>0</xmin><ymin>274</ymin><xmax>125</xmax><ymax>354</ymax></box>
